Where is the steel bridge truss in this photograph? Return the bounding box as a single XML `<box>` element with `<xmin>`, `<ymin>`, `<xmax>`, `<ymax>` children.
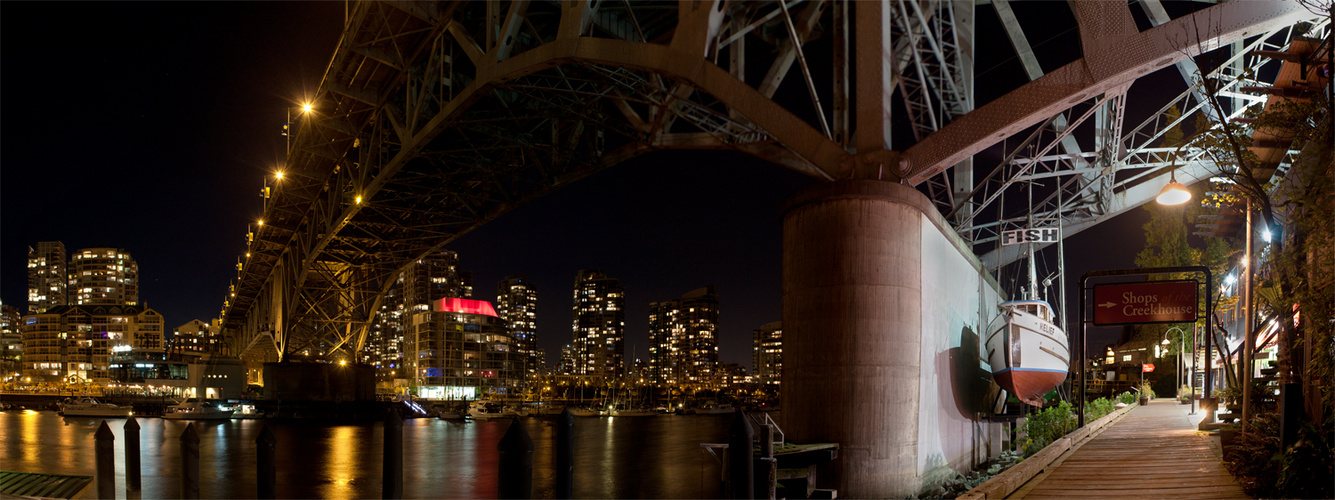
<box><xmin>221</xmin><ymin>0</ymin><xmax>1321</xmax><ymax>363</ymax></box>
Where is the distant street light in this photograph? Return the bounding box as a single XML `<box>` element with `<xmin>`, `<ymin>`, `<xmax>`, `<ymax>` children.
<box><xmin>1163</xmin><ymin>325</ymin><xmax>1193</xmax><ymax>414</ymax></box>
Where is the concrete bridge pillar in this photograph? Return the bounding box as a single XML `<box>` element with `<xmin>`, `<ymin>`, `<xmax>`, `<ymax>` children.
<box><xmin>781</xmin><ymin>180</ymin><xmax>938</xmax><ymax>498</ymax></box>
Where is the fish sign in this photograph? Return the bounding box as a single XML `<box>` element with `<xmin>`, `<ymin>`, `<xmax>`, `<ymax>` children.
<box><xmin>1001</xmin><ymin>228</ymin><xmax>1059</xmax><ymax>246</ymax></box>
<box><xmin>1093</xmin><ymin>281</ymin><xmax>1198</xmax><ymax>325</ymax></box>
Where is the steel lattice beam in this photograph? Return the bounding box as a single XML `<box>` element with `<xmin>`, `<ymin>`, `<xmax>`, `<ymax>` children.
<box><xmin>221</xmin><ymin>0</ymin><xmax>1322</xmax><ymax>363</ymax></box>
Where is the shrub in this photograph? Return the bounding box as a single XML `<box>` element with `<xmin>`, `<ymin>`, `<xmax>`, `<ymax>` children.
<box><xmin>1085</xmin><ymin>397</ymin><xmax>1114</xmax><ymax>421</ymax></box>
<box><xmin>1118</xmin><ymin>391</ymin><xmax>1138</xmax><ymax>405</ymax></box>
<box><xmin>1022</xmin><ymin>401</ymin><xmax>1076</xmax><ymax>456</ymax></box>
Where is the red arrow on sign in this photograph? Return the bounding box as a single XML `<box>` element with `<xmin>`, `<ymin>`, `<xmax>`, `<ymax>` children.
<box><xmin>1142</xmin><ymin>363</ymin><xmax>1155</xmax><ymax>373</ymax></box>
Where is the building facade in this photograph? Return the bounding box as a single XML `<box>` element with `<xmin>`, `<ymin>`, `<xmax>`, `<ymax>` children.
<box><xmin>496</xmin><ymin>274</ymin><xmax>539</xmax><ymax>376</ymax></box>
<box><xmin>27</xmin><ymin>241</ymin><xmax>68</xmax><ymax>314</ymax></box>
<box><xmin>752</xmin><ymin>321</ymin><xmax>782</xmax><ymax>386</ymax></box>
<box><xmin>171</xmin><ymin>319</ymin><xmax>223</xmax><ymax>356</ymax></box>
<box><xmin>648</xmin><ymin>286</ymin><xmax>720</xmax><ymax>386</ymax></box>
<box><xmin>70</xmin><ymin>247</ymin><xmax>139</xmax><ymax>307</ymax></box>
<box><xmin>571</xmin><ymin>270</ymin><xmax>625</xmax><ymax>380</ymax></box>
<box><xmin>407</xmin><ymin>297</ymin><xmax>521</xmax><ymax>399</ymax></box>
<box><xmin>366</xmin><ymin>250</ymin><xmax>474</xmax><ymax>389</ymax></box>
<box><xmin>21</xmin><ymin>304</ymin><xmax>164</xmax><ymax>386</ymax></box>
<box><xmin>1</xmin><ymin>301</ymin><xmax>22</xmax><ymax>383</ymax></box>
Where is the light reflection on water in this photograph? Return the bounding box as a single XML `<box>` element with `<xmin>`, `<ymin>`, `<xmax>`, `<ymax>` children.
<box><xmin>0</xmin><ymin>411</ymin><xmax>729</xmax><ymax>499</ymax></box>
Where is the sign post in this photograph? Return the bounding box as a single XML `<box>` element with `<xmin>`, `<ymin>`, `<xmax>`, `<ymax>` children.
<box><xmin>1077</xmin><ymin>267</ymin><xmax>1212</xmax><ymax>428</ymax></box>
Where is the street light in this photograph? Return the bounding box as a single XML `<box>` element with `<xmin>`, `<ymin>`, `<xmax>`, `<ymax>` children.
<box><xmin>1156</xmin><ymin>170</ymin><xmax>1192</xmax><ymax>205</ymax></box>
<box><xmin>1164</xmin><ymin>325</ymin><xmax>1194</xmax><ymax>414</ymax></box>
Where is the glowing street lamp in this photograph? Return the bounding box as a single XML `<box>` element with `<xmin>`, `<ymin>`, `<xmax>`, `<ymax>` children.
<box><xmin>1156</xmin><ymin>171</ymin><xmax>1192</xmax><ymax>205</ymax></box>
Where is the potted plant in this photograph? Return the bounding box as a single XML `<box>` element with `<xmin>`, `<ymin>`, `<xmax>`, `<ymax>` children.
<box><xmin>1138</xmin><ymin>382</ymin><xmax>1153</xmax><ymax>406</ymax></box>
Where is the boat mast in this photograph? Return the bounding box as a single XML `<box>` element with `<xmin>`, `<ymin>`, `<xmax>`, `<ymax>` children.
<box><xmin>1027</xmin><ymin>181</ymin><xmax>1038</xmax><ymax>301</ymax></box>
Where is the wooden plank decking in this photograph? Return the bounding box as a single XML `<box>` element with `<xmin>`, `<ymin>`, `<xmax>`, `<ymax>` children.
<box><xmin>0</xmin><ymin>471</ymin><xmax>92</xmax><ymax>499</ymax></box>
<box><xmin>1013</xmin><ymin>400</ymin><xmax>1246</xmax><ymax>499</ymax></box>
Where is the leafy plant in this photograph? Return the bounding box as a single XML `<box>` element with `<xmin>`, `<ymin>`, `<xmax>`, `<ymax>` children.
<box><xmin>1138</xmin><ymin>382</ymin><xmax>1155</xmax><ymax>399</ymax></box>
<box><xmin>1085</xmin><ymin>397</ymin><xmax>1115</xmax><ymax>421</ymax></box>
<box><xmin>1118</xmin><ymin>391</ymin><xmax>1139</xmax><ymax>405</ymax></box>
<box><xmin>1022</xmin><ymin>401</ymin><xmax>1076</xmax><ymax>456</ymax></box>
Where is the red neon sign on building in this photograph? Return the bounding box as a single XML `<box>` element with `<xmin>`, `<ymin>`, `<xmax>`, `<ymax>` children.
<box><xmin>434</xmin><ymin>297</ymin><xmax>499</xmax><ymax>317</ymax></box>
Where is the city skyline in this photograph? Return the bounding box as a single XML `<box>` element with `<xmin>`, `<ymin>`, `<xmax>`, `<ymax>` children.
<box><xmin>0</xmin><ymin>2</ymin><xmax>822</xmax><ymax>371</ymax></box>
<box><xmin>2</xmin><ymin>2</ymin><xmax>1162</xmax><ymax>372</ymax></box>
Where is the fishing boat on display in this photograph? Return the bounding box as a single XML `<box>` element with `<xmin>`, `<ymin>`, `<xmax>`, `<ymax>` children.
<box><xmin>984</xmin><ymin>224</ymin><xmax>1071</xmax><ymax>407</ymax></box>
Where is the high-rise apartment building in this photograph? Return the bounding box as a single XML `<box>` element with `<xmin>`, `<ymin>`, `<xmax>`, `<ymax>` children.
<box><xmin>27</xmin><ymin>241</ymin><xmax>68</xmax><ymax>314</ymax></box>
<box><xmin>557</xmin><ymin>344</ymin><xmax>577</xmax><ymax>375</ymax></box>
<box><xmin>496</xmin><ymin>275</ymin><xmax>539</xmax><ymax>376</ymax></box>
<box><xmin>407</xmin><ymin>297</ymin><xmax>520</xmax><ymax>399</ymax></box>
<box><xmin>70</xmin><ymin>247</ymin><xmax>139</xmax><ymax>307</ymax></box>
<box><xmin>752</xmin><ymin>321</ymin><xmax>782</xmax><ymax>386</ymax></box>
<box><xmin>0</xmin><ymin>301</ymin><xmax>22</xmax><ymax>377</ymax></box>
<box><xmin>648</xmin><ymin>286</ymin><xmax>719</xmax><ymax>385</ymax></box>
<box><xmin>21</xmin><ymin>304</ymin><xmax>164</xmax><ymax>385</ymax></box>
<box><xmin>571</xmin><ymin>269</ymin><xmax>625</xmax><ymax>380</ymax></box>
<box><xmin>366</xmin><ymin>250</ymin><xmax>473</xmax><ymax>387</ymax></box>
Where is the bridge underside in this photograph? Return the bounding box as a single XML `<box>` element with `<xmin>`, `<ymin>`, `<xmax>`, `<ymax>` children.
<box><xmin>222</xmin><ymin>0</ymin><xmax>1321</xmax><ymax>366</ymax></box>
<box><xmin>217</xmin><ymin>2</ymin><xmax>1326</xmax><ymax>494</ymax></box>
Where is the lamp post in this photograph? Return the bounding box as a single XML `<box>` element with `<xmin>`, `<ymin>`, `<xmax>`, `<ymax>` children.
<box><xmin>1163</xmin><ymin>326</ymin><xmax>1187</xmax><ymax>405</ymax></box>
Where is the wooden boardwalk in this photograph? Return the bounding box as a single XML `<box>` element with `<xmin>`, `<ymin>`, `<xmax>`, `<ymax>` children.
<box><xmin>1013</xmin><ymin>400</ymin><xmax>1247</xmax><ymax>499</ymax></box>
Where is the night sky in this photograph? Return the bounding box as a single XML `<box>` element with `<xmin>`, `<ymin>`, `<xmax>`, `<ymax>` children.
<box><xmin>3</xmin><ymin>2</ymin><xmax>1174</xmax><ymax>371</ymax></box>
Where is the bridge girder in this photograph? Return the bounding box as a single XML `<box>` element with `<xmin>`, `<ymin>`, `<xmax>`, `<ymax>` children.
<box><xmin>221</xmin><ymin>0</ymin><xmax>1324</xmax><ymax>362</ymax></box>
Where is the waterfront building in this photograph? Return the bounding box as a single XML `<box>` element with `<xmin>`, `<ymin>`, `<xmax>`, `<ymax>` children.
<box><xmin>571</xmin><ymin>270</ymin><xmax>625</xmax><ymax>381</ymax></box>
<box><xmin>70</xmin><ymin>247</ymin><xmax>139</xmax><ymax>307</ymax></box>
<box><xmin>752</xmin><ymin>321</ymin><xmax>782</xmax><ymax>386</ymax></box>
<box><xmin>496</xmin><ymin>274</ymin><xmax>539</xmax><ymax>376</ymax></box>
<box><xmin>171</xmin><ymin>319</ymin><xmax>222</xmax><ymax>356</ymax></box>
<box><xmin>716</xmin><ymin>362</ymin><xmax>747</xmax><ymax>387</ymax></box>
<box><xmin>367</xmin><ymin>250</ymin><xmax>473</xmax><ymax>390</ymax></box>
<box><xmin>20</xmin><ymin>304</ymin><xmax>164</xmax><ymax>386</ymax></box>
<box><xmin>557</xmin><ymin>343</ymin><xmax>577</xmax><ymax>375</ymax></box>
<box><xmin>648</xmin><ymin>286</ymin><xmax>719</xmax><ymax>386</ymax></box>
<box><xmin>407</xmin><ymin>297</ymin><xmax>521</xmax><ymax>399</ymax></box>
<box><xmin>27</xmin><ymin>241</ymin><xmax>67</xmax><ymax>314</ymax></box>
<box><xmin>1</xmin><ymin>301</ymin><xmax>22</xmax><ymax>382</ymax></box>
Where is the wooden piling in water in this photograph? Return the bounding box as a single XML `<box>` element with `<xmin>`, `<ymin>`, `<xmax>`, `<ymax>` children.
<box><xmin>180</xmin><ymin>423</ymin><xmax>200</xmax><ymax>499</ymax></box>
<box><xmin>556</xmin><ymin>408</ymin><xmax>573</xmax><ymax>499</ymax></box>
<box><xmin>383</xmin><ymin>410</ymin><xmax>403</xmax><ymax>499</ymax></box>
<box><xmin>124</xmin><ymin>416</ymin><xmax>141</xmax><ymax>492</ymax></box>
<box><xmin>257</xmin><ymin>425</ymin><xmax>276</xmax><ymax>499</ymax></box>
<box><xmin>94</xmin><ymin>420</ymin><xmax>115</xmax><ymax>499</ymax></box>
<box><xmin>497</xmin><ymin>417</ymin><xmax>533</xmax><ymax>499</ymax></box>
<box><xmin>728</xmin><ymin>410</ymin><xmax>754</xmax><ymax>499</ymax></box>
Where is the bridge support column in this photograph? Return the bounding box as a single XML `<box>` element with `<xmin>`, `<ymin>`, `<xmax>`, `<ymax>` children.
<box><xmin>781</xmin><ymin>180</ymin><xmax>934</xmax><ymax>498</ymax></box>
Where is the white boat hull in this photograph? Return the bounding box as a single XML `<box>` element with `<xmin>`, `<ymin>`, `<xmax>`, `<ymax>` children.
<box><xmin>985</xmin><ymin>302</ymin><xmax>1070</xmax><ymax>406</ymax></box>
<box><xmin>163</xmin><ymin>401</ymin><xmax>234</xmax><ymax>420</ymax></box>
<box><xmin>609</xmin><ymin>408</ymin><xmax>658</xmax><ymax>417</ymax></box>
<box><xmin>58</xmin><ymin>402</ymin><xmax>133</xmax><ymax>421</ymax></box>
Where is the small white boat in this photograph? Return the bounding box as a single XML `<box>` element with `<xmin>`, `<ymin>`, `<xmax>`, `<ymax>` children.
<box><xmin>567</xmin><ymin>407</ymin><xmax>602</xmax><ymax>417</ymax></box>
<box><xmin>538</xmin><ymin>405</ymin><xmax>566</xmax><ymax>416</ymax></box>
<box><xmin>163</xmin><ymin>399</ymin><xmax>234</xmax><ymax>420</ymax></box>
<box><xmin>437</xmin><ymin>408</ymin><xmax>466</xmax><ymax>419</ymax></box>
<box><xmin>467</xmin><ymin>401</ymin><xmax>506</xmax><ymax>420</ymax></box>
<box><xmin>58</xmin><ymin>397</ymin><xmax>133</xmax><ymax>418</ymax></box>
<box><xmin>609</xmin><ymin>407</ymin><xmax>658</xmax><ymax>417</ymax></box>
<box><xmin>433</xmin><ymin>403</ymin><xmax>466</xmax><ymax>420</ymax></box>
<box><xmin>694</xmin><ymin>402</ymin><xmax>735</xmax><ymax>415</ymax></box>
<box><xmin>502</xmin><ymin>405</ymin><xmax>531</xmax><ymax>417</ymax></box>
<box><xmin>984</xmin><ymin>298</ymin><xmax>1070</xmax><ymax>406</ymax></box>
